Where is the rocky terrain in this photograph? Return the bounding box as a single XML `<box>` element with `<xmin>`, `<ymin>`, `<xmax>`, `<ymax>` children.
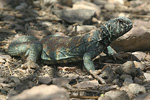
<box><xmin>0</xmin><ymin>0</ymin><xmax>150</xmax><ymax>100</ymax></box>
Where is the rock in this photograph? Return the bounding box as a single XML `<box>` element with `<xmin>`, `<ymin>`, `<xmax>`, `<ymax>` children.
<box><xmin>0</xmin><ymin>78</ymin><xmax>6</xmax><ymax>83</ymax></box>
<box><xmin>123</xmin><ymin>78</ymin><xmax>133</xmax><ymax>86</ymax></box>
<box><xmin>134</xmin><ymin>77</ymin><xmax>143</xmax><ymax>84</ymax></box>
<box><xmin>53</xmin><ymin>9</ymin><xmax>96</xmax><ymax>24</ymax></box>
<box><xmin>112</xmin><ymin>78</ymin><xmax>121</xmax><ymax>87</ymax></box>
<box><xmin>133</xmin><ymin>93</ymin><xmax>150</xmax><ymax>100</ymax></box>
<box><xmin>100</xmin><ymin>66</ymin><xmax>114</xmax><ymax>83</ymax></box>
<box><xmin>58</xmin><ymin>0</ymin><xmax>73</xmax><ymax>7</ymax></box>
<box><xmin>2</xmin><ymin>15</ymin><xmax>15</xmax><ymax>21</ymax></box>
<box><xmin>0</xmin><ymin>54</ymin><xmax>11</xmax><ymax>63</ymax></box>
<box><xmin>120</xmin><ymin>74</ymin><xmax>132</xmax><ymax>80</ymax></box>
<box><xmin>74</xmin><ymin>80</ymin><xmax>99</xmax><ymax>89</ymax></box>
<box><xmin>72</xmin><ymin>1</ymin><xmax>101</xmax><ymax>16</ymax></box>
<box><xmin>108</xmin><ymin>0</ymin><xmax>124</xmax><ymax>5</ymax></box>
<box><xmin>10</xmin><ymin>77</ymin><xmax>20</xmax><ymax>84</ymax></box>
<box><xmin>98</xmin><ymin>96</ymin><xmax>112</xmax><ymax>100</ymax></box>
<box><xmin>15</xmin><ymin>3</ymin><xmax>28</xmax><ymax>10</ymax></box>
<box><xmin>67</xmin><ymin>25</ymin><xmax>96</xmax><ymax>34</ymax></box>
<box><xmin>52</xmin><ymin>78</ymin><xmax>72</xmax><ymax>87</ymax></box>
<box><xmin>105</xmin><ymin>90</ymin><xmax>130</xmax><ymax>100</ymax></box>
<box><xmin>132</xmin><ymin>51</ymin><xmax>147</xmax><ymax>61</ymax></box>
<box><xmin>104</xmin><ymin>3</ymin><xmax>115</xmax><ymax>11</ymax></box>
<box><xmin>144</xmin><ymin>72</ymin><xmax>150</xmax><ymax>81</ymax></box>
<box><xmin>122</xmin><ymin>83</ymin><xmax>146</xmax><ymax>98</ymax></box>
<box><xmin>128</xmin><ymin>83</ymin><xmax>146</xmax><ymax>95</ymax></box>
<box><xmin>26</xmin><ymin>29</ymin><xmax>47</xmax><ymax>39</ymax></box>
<box><xmin>93</xmin><ymin>0</ymin><xmax>107</xmax><ymax>5</ymax></box>
<box><xmin>116</xmin><ymin>61</ymin><xmax>136</xmax><ymax>76</ymax></box>
<box><xmin>9</xmin><ymin>85</ymin><xmax>69</xmax><ymax>100</ymax></box>
<box><xmin>134</xmin><ymin>61</ymin><xmax>146</xmax><ymax>70</ymax></box>
<box><xmin>38</xmin><ymin>76</ymin><xmax>52</xmax><ymax>84</ymax></box>
<box><xmin>130</xmin><ymin>0</ymin><xmax>143</xmax><ymax>7</ymax></box>
<box><xmin>112</xmin><ymin>20</ymin><xmax>150</xmax><ymax>51</ymax></box>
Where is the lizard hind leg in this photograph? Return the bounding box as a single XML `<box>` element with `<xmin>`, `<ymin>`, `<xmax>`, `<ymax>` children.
<box><xmin>8</xmin><ymin>36</ymin><xmax>42</xmax><ymax>69</ymax></box>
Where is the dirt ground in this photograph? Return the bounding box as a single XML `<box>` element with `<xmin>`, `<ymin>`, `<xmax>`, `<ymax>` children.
<box><xmin>0</xmin><ymin>0</ymin><xmax>150</xmax><ymax>100</ymax></box>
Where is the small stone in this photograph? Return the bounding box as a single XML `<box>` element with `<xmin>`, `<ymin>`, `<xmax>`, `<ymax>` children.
<box><xmin>15</xmin><ymin>3</ymin><xmax>28</xmax><ymax>10</ymax></box>
<box><xmin>120</xmin><ymin>74</ymin><xmax>132</xmax><ymax>80</ymax></box>
<box><xmin>0</xmin><ymin>78</ymin><xmax>6</xmax><ymax>83</ymax></box>
<box><xmin>2</xmin><ymin>15</ymin><xmax>15</xmax><ymax>21</ymax></box>
<box><xmin>72</xmin><ymin>1</ymin><xmax>101</xmax><ymax>16</ymax></box>
<box><xmin>134</xmin><ymin>61</ymin><xmax>146</xmax><ymax>70</ymax></box>
<box><xmin>53</xmin><ymin>9</ymin><xmax>96</xmax><ymax>24</ymax></box>
<box><xmin>10</xmin><ymin>77</ymin><xmax>20</xmax><ymax>84</ymax></box>
<box><xmin>100</xmin><ymin>66</ymin><xmax>114</xmax><ymax>83</ymax></box>
<box><xmin>98</xmin><ymin>96</ymin><xmax>112</xmax><ymax>100</ymax></box>
<box><xmin>112</xmin><ymin>78</ymin><xmax>121</xmax><ymax>86</ymax></box>
<box><xmin>74</xmin><ymin>80</ymin><xmax>99</xmax><ymax>89</ymax></box>
<box><xmin>133</xmin><ymin>93</ymin><xmax>150</xmax><ymax>100</ymax></box>
<box><xmin>132</xmin><ymin>52</ymin><xmax>147</xmax><ymax>61</ymax></box>
<box><xmin>0</xmin><ymin>55</ymin><xmax>11</xmax><ymax>62</ymax></box>
<box><xmin>144</xmin><ymin>72</ymin><xmax>150</xmax><ymax>81</ymax></box>
<box><xmin>134</xmin><ymin>77</ymin><xmax>143</xmax><ymax>84</ymax></box>
<box><xmin>128</xmin><ymin>83</ymin><xmax>146</xmax><ymax>95</ymax></box>
<box><xmin>123</xmin><ymin>78</ymin><xmax>133</xmax><ymax>86</ymax></box>
<box><xmin>93</xmin><ymin>0</ymin><xmax>107</xmax><ymax>5</ymax></box>
<box><xmin>116</xmin><ymin>61</ymin><xmax>136</xmax><ymax>76</ymax></box>
<box><xmin>105</xmin><ymin>90</ymin><xmax>129</xmax><ymax>100</ymax></box>
<box><xmin>38</xmin><ymin>76</ymin><xmax>52</xmax><ymax>84</ymax></box>
<box><xmin>67</xmin><ymin>25</ymin><xmax>96</xmax><ymax>34</ymax></box>
<box><xmin>104</xmin><ymin>3</ymin><xmax>115</xmax><ymax>11</ymax></box>
<box><xmin>52</xmin><ymin>78</ymin><xmax>71</xmax><ymax>87</ymax></box>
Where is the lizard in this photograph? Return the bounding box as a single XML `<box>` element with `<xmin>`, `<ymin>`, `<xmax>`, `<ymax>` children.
<box><xmin>8</xmin><ymin>17</ymin><xmax>133</xmax><ymax>82</ymax></box>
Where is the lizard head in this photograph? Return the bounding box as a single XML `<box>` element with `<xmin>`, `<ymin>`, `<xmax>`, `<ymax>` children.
<box><xmin>101</xmin><ymin>17</ymin><xmax>133</xmax><ymax>41</ymax></box>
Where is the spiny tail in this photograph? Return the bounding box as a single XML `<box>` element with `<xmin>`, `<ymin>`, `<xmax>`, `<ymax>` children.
<box><xmin>8</xmin><ymin>36</ymin><xmax>39</xmax><ymax>56</ymax></box>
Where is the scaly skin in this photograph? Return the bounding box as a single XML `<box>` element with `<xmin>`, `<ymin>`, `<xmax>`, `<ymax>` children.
<box><xmin>8</xmin><ymin>17</ymin><xmax>133</xmax><ymax>71</ymax></box>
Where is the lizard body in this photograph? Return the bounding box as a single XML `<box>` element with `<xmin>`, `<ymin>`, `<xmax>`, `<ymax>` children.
<box><xmin>8</xmin><ymin>17</ymin><xmax>133</xmax><ymax>71</ymax></box>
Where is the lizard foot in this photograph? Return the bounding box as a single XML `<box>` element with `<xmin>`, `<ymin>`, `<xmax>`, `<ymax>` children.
<box><xmin>89</xmin><ymin>70</ymin><xmax>106</xmax><ymax>84</ymax></box>
<box><xmin>112</xmin><ymin>52</ymin><xmax>132</xmax><ymax>61</ymax></box>
<box><xmin>21</xmin><ymin>61</ymin><xmax>39</xmax><ymax>69</ymax></box>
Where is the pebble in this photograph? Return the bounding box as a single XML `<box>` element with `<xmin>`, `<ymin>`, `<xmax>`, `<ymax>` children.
<box><xmin>132</xmin><ymin>52</ymin><xmax>147</xmax><ymax>61</ymax></box>
<box><xmin>98</xmin><ymin>96</ymin><xmax>112</xmax><ymax>100</ymax></box>
<box><xmin>104</xmin><ymin>3</ymin><xmax>115</xmax><ymax>11</ymax></box>
<box><xmin>38</xmin><ymin>76</ymin><xmax>52</xmax><ymax>84</ymax></box>
<box><xmin>67</xmin><ymin>25</ymin><xmax>96</xmax><ymax>33</ymax></box>
<box><xmin>120</xmin><ymin>74</ymin><xmax>132</xmax><ymax>80</ymax></box>
<box><xmin>128</xmin><ymin>83</ymin><xmax>146</xmax><ymax>95</ymax></box>
<box><xmin>116</xmin><ymin>61</ymin><xmax>136</xmax><ymax>76</ymax></box>
<box><xmin>15</xmin><ymin>3</ymin><xmax>28</xmax><ymax>10</ymax></box>
<box><xmin>100</xmin><ymin>66</ymin><xmax>114</xmax><ymax>83</ymax></box>
<box><xmin>134</xmin><ymin>61</ymin><xmax>146</xmax><ymax>70</ymax></box>
<box><xmin>72</xmin><ymin>1</ymin><xmax>101</xmax><ymax>16</ymax></box>
<box><xmin>105</xmin><ymin>90</ymin><xmax>130</xmax><ymax>100</ymax></box>
<box><xmin>143</xmin><ymin>72</ymin><xmax>150</xmax><ymax>81</ymax></box>
<box><xmin>53</xmin><ymin>9</ymin><xmax>96</xmax><ymax>24</ymax></box>
<box><xmin>74</xmin><ymin>80</ymin><xmax>99</xmax><ymax>89</ymax></box>
<box><xmin>133</xmin><ymin>93</ymin><xmax>150</xmax><ymax>100</ymax></box>
<box><xmin>123</xmin><ymin>78</ymin><xmax>133</xmax><ymax>86</ymax></box>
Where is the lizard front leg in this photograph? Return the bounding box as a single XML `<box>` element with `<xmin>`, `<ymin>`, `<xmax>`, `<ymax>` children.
<box><xmin>83</xmin><ymin>53</ymin><xmax>106</xmax><ymax>84</ymax></box>
<box><xmin>105</xmin><ymin>46</ymin><xmax>131</xmax><ymax>60</ymax></box>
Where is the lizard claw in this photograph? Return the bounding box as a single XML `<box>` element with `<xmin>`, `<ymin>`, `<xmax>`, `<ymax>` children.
<box><xmin>112</xmin><ymin>52</ymin><xmax>132</xmax><ymax>61</ymax></box>
<box><xmin>89</xmin><ymin>70</ymin><xmax>106</xmax><ymax>84</ymax></box>
<box><xmin>21</xmin><ymin>61</ymin><xmax>39</xmax><ymax>69</ymax></box>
